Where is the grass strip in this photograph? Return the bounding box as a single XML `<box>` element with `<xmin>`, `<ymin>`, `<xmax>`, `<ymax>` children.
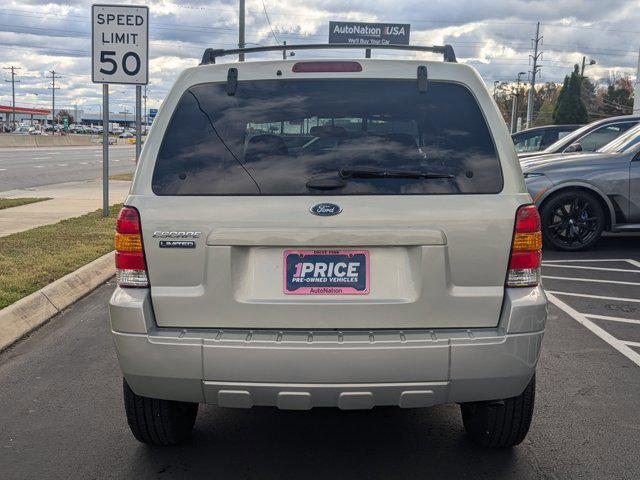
<box><xmin>109</xmin><ymin>173</ymin><xmax>134</xmax><ymax>181</ymax></box>
<box><xmin>0</xmin><ymin>197</ymin><xmax>51</xmax><ymax>210</ymax></box>
<box><xmin>0</xmin><ymin>204</ymin><xmax>121</xmax><ymax>309</ymax></box>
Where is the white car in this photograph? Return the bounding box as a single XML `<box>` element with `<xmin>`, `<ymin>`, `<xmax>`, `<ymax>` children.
<box><xmin>109</xmin><ymin>44</ymin><xmax>546</xmax><ymax>448</ymax></box>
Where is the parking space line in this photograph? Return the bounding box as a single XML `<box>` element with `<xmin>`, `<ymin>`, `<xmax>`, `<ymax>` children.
<box><xmin>543</xmin><ymin>264</ymin><xmax>640</xmax><ymax>274</ymax></box>
<box><xmin>584</xmin><ymin>314</ymin><xmax>640</xmax><ymax>325</ymax></box>
<box><xmin>547</xmin><ymin>293</ymin><xmax>640</xmax><ymax>368</ymax></box>
<box><xmin>626</xmin><ymin>259</ymin><xmax>640</xmax><ymax>269</ymax></box>
<box><xmin>547</xmin><ymin>291</ymin><xmax>640</xmax><ymax>303</ymax></box>
<box><xmin>543</xmin><ymin>276</ymin><xmax>640</xmax><ymax>286</ymax></box>
<box><xmin>623</xmin><ymin>341</ymin><xmax>640</xmax><ymax>349</ymax></box>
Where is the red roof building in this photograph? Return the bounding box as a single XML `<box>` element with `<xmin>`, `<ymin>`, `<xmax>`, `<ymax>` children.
<box><xmin>0</xmin><ymin>105</ymin><xmax>50</xmax><ymax>116</ymax></box>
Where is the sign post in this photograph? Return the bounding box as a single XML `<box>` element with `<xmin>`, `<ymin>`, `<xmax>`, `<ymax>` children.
<box><xmin>102</xmin><ymin>84</ymin><xmax>109</xmax><ymax>216</ymax></box>
<box><xmin>92</xmin><ymin>4</ymin><xmax>149</xmax><ymax>216</ymax></box>
<box><xmin>135</xmin><ymin>85</ymin><xmax>142</xmax><ymax>162</ymax></box>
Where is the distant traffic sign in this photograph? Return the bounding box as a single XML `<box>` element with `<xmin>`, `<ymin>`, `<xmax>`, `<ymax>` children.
<box><xmin>92</xmin><ymin>4</ymin><xmax>149</xmax><ymax>85</ymax></box>
<box><xmin>329</xmin><ymin>21</ymin><xmax>410</xmax><ymax>46</ymax></box>
<box><xmin>149</xmin><ymin>108</ymin><xmax>158</xmax><ymax>118</ymax></box>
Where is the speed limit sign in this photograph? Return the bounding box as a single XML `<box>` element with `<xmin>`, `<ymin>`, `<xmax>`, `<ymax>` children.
<box><xmin>92</xmin><ymin>4</ymin><xmax>148</xmax><ymax>85</ymax></box>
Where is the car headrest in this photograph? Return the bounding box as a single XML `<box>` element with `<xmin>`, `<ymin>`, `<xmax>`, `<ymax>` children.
<box><xmin>309</xmin><ymin>125</ymin><xmax>347</xmax><ymax>138</ymax></box>
<box><xmin>245</xmin><ymin>134</ymin><xmax>289</xmax><ymax>158</ymax></box>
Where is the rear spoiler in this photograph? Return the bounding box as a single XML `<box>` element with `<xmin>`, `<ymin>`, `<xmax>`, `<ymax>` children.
<box><xmin>200</xmin><ymin>43</ymin><xmax>457</xmax><ymax>65</ymax></box>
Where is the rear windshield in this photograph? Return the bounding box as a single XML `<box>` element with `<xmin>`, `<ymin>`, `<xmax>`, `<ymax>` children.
<box><xmin>152</xmin><ymin>79</ymin><xmax>502</xmax><ymax>195</ymax></box>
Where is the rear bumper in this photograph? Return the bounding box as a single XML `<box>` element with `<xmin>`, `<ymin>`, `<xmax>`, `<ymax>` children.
<box><xmin>109</xmin><ymin>287</ymin><xmax>546</xmax><ymax>409</ymax></box>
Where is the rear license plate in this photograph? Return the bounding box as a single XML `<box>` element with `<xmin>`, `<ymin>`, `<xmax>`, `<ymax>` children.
<box><xmin>283</xmin><ymin>250</ymin><xmax>370</xmax><ymax>295</ymax></box>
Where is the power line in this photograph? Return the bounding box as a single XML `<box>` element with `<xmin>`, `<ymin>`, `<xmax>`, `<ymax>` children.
<box><xmin>260</xmin><ymin>0</ymin><xmax>279</xmax><ymax>45</ymax></box>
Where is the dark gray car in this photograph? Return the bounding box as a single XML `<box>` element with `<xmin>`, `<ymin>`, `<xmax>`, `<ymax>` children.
<box><xmin>519</xmin><ymin>115</ymin><xmax>640</xmax><ymax>160</ymax></box>
<box><xmin>512</xmin><ymin>124</ymin><xmax>582</xmax><ymax>154</ymax></box>
<box><xmin>523</xmin><ymin>123</ymin><xmax>640</xmax><ymax>250</ymax></box>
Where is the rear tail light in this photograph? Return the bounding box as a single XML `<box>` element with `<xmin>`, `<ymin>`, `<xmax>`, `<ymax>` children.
<box><xmin>115</xmin><ymin>206</ymin><xmax>149</xmax><ymax>287</ymax></box>
<box><xmin>506</xmin><ymin>205</ymin><xmax>542</xmax><ymax>287</ymax></box>
<box><xmin>292</xmin><ymin>61</ymin><xmax>363</xmax><ymax>73</ymax></box>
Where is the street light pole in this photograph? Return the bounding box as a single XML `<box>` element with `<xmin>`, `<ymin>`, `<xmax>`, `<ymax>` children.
<box><xmin>581</xmin><ymin>57</ymin><xmax>596</xmax><ymax>77</ymax></box>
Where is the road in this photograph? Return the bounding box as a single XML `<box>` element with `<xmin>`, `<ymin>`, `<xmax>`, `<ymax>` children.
<box><xmin>1</xmin><ymin>235</ymin><xmax>639</xmax><ymax>479</ymax></box>
<box><xmin>0</xmin><ymin>145</ymin><xmax>135</xmax><ymax>191</ymax></box>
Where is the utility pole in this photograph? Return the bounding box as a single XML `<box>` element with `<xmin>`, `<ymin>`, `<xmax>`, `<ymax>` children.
<box><xmin>633</xmin><ymin>48</ymin><xmax>640</xmax><ymax>115</ymax></box>
<box><xmin>3</xmin><ymin>66</ymin><xmax>21</xmax><ymax>127</ymax></box>
<box><xmin>511</xmin><ymin>72</ymin><xmax>526</xmax><ymax>134</ymax></box>
<box><xmin>526</xmin><ymin>22</ymin><xmax>543</xmax><ymax>128</ymax></box>
<box><xmin>46</xmin><ymin>70</ymin><xmax>61</xmax><ymax>134</ymax></box>
<box><xmin>238</xmin><ymin>0</ymin><xmax>245</xmax><ymax>62</ymax></box>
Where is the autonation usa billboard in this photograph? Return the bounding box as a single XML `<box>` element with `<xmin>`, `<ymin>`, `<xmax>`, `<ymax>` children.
<box><xmin>329</xmin><ymin>21</ymin><xmax>411</xmax><ymax>46</ymax></box>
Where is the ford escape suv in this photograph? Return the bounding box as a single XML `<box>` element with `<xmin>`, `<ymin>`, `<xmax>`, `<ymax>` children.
<box><xmin>109</xmin><ymin>44</ymin><xmax>547</xmax><ymax>448</ymax></box>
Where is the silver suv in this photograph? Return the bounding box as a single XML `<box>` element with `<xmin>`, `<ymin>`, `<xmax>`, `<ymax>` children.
<box><xmin>109</xmin><ymin>44</ymin><xmax>547</xmax><ymax>448</ymax></box>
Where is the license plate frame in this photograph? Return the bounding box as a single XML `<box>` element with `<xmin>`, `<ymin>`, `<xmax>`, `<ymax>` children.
<box><xmin>283</xmin><ymin>249</ymin><xmax>370</xmax><ymax>295</ymax></box>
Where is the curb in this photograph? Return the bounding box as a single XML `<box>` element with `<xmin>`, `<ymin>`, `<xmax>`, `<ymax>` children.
<box><xmin>0</xmin><ymin>251</ymin><xmax>115</xmax><ymax>351</ymax></box>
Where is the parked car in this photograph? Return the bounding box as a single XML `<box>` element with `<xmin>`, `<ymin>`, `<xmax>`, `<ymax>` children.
<box><xmin>119</xmin><ymin>130</ymin><xmax>134</xmax><ymax>138</ymax></box>
<box><xmin>523</xmin><ymin>123</ymin><xmax>640</xmax><ymax>250</ymax></box>
<box><xmin>109</xmin><ymin>45</ymin><xmax>547</xmax><ymax>448</ymax></box>
<box><xmin>512</xmin><ymin>124</ymin><xmax>582</xmax><ymax>154</ymax></box>
<box><xmin>518</xmin><ymin>115</ymin><xmax>640</xmax><ymax>159</ymax></box>
<box><xmin>11</xmin><ymin>126</ymin><xmax>30</xmax><ymax>135</ymax></box>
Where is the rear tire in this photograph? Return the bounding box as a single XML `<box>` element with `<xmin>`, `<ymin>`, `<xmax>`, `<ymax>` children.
<box><xmin>123</xmin><ymin>378</ymin><xmax>198</xmax><ymax>446</ymax></box>
<box><xmin>460</xmin><ymin>374</ymin><xmax>535</xmax><ymax>448</ymax></box>
<box><xmin>540</xmin><ymin>190</ymin><xmax>605</xmax><ymax>251</ymax></box>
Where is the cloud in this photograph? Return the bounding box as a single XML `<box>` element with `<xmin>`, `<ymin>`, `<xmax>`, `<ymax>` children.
<box><xmin>0</xmin><ymin>0</ymin><xmax>638</xmax><ymax>114</ymax></box>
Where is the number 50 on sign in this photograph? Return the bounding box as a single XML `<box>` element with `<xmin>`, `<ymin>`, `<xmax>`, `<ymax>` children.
<box><xmin>92</xmin><ymin>4</ymin><xmax>148</xmax><ymax>85</ymax></box>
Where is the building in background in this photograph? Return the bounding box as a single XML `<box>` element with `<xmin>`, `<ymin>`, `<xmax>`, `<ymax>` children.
<box><xmin>0</xmin><ymin>105</ymin><xmax>51</xmax><ymax>126</ymax></box>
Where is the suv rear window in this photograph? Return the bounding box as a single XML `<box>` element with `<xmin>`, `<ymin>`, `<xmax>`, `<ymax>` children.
<box><xmin>152</xmin><ymin>79</ymin><xmax>502</xmax><ymax>195</ymax></box>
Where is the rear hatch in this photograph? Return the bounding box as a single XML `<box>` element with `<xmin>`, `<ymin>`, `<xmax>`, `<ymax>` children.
<box><xmin>131</xmin><ymin>62</ymin><xmax>524</xmax><ymax>330</ymax></box>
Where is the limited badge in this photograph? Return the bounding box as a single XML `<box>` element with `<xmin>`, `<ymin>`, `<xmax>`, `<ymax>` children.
<box><xmin>159</xmin><ymin>240</ymin><xmax>196</xmax><ymax>249</ymax></box>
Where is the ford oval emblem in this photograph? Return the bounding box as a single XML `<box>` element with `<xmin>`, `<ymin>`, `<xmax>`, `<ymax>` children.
<box><xmin>310</xmin><ymin>203</ymin><xmax>342</xmax><ymax>216</ymax></box>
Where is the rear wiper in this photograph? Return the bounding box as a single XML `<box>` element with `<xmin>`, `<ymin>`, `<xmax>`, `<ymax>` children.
<box><xmin>339</xmin><ymin>168</ymin><xmax>455</xmax><ymax>180</ymax></box>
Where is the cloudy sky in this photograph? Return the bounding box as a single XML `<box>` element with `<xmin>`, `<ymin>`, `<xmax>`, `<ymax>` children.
<box><xmin>0</xmin><ymin>0</ymin><xmax>638</xmax><ymax>115</ymax></box>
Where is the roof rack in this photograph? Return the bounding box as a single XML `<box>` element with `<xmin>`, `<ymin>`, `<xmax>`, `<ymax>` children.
<box><xmin>200</xmin><ymin>43</ymin><xmax>457</xmax><ymax>65</ymax></box>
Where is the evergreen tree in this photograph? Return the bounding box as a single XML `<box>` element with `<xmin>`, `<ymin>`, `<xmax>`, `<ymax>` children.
<box><xmin>553</xmin><ymin>65</ymin><xmax>589</xmax><ymax>124</ymax></box>
<box><xmin>601</xmin><ymin>76</ymin><xmax>633</xmax><ymax>116</ymax></box>
<box><xmin>534</xmin><ymin>100</ymin><xmax>555</xmax><ymax>126</ymax></box>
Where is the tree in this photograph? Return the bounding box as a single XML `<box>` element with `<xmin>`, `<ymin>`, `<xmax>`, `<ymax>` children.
<box><xmin>581</xmin><ymin>77</ymin><xmax>599</xmax><ymax>121</ymax></box>
<box><xmin>534</xmin><ymin>100</ymin><xmax>555</xmax><ymax>126</ymax></box>
<box><xmin>56</xmin><ymin>109</ymin><xmax>74</xmax><ymax>125</ymax></box>
<box><xmin>553</xmin><ymin>65</ymin><xmax>589</xmax><ymax>124</ymax></box>
<box><xmin>600</xmin><ymin>76</ymin><xmax>633</xmax><ymax>116</ymax></box>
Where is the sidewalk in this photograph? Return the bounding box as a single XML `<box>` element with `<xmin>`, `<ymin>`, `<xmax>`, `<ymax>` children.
<box><xmin>0</xmin><ymin>179</ymin><xmax>130</xmax><ymax>237</ymax></box>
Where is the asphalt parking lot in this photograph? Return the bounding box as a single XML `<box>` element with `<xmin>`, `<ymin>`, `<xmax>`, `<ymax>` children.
<box><xmin>1</xmin><ymin>234</ymin><xmax>639</xmax><ymax>480</ymax></box>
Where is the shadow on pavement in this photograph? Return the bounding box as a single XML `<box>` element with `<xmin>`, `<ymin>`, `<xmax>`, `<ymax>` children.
<box><xmin>129</xmin><ymin>405</ymin><xmax>522</xmax><ymax>479</ymax></box>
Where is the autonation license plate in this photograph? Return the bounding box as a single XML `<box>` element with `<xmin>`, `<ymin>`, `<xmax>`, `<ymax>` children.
<box><xmin>283</xmin><ymin>250</ymin><xmax>370</xmax><ymax>295</ymax></box>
